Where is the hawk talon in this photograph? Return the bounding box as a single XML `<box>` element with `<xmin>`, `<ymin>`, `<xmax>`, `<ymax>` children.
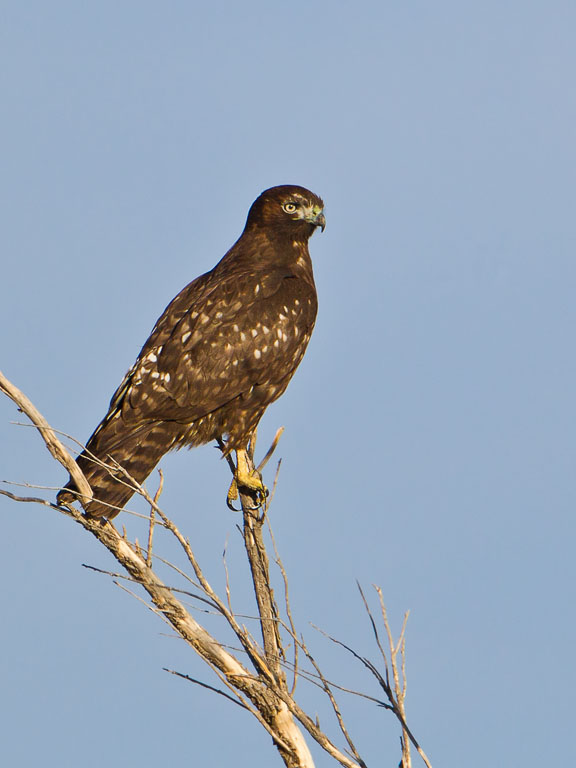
<box><xmin>226</xmin><ymin>477</ymin><xmax>241</xmax><ymax>511</ymax></box>
<box><xmin>226</xmin><ymin>497</ymin><xmax>242</xmax><ymax>512</ymax></box>
<box><xmin>236</xmin><ymin>469</ymin><xmax>265</xmax><ymax>493</ymax></box>
<box><xmin>227</xmin><ymin>468</ymin><xmax>268</xmax><ymax>511</ymax></box>
<box><xmin>226</xmin><ymin>476</ymin><xmax>270</xmax><ymax>512</ymax></box>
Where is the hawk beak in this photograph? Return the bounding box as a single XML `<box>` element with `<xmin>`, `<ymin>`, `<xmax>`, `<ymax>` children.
<box><xmin>315</xmin><ymin>212</ymin><xmax>326</xmax><ymax>232</ymax></box>
<box><xmin>305</xmin><ymin>208</ymin><xmax>326</xmax><ymax>232</ymax></box>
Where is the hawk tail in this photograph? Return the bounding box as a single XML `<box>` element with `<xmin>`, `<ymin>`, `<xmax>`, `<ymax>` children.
<box><xmin>57</xmin><ymin>420</ymin><xmax>180</xmax><ymax>519</ymax></box>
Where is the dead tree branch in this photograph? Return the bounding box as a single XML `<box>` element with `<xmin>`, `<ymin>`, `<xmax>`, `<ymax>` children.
<box><xmin>1</xmin><ymin>371</ymin><xmax>432</xmax><ymax>768</ymax></box>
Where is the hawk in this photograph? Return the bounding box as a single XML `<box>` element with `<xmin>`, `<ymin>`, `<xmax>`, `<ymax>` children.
<box><xmin>58</xmin><ymin>185</ymin><xmax>325</xmax><ymax>519</ymax></box>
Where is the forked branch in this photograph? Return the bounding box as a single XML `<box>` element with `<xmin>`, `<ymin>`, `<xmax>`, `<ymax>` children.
<box><xmin>1</xmin><ymin>371</ymin><xmax>432</xmax><ymax>768</ymax></box>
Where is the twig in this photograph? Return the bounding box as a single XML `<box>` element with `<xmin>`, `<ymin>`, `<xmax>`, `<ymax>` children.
<box><xmin>267</xmin><ymin>512</ymin><xmax>299</xmax><ymax>695</ymax></box>
<box><xmin>163</xmin><ymin>668</ymin><xmax>249</xmax><ymax>709</ymax></box>
<box><xmin>256</xmin><ymin>426</ymin><xmax>285</xmax><ymax>473</ymax></box>
<box><xmin>299</xmin><ymin>642</ymin><xmax>367</xmax><ymax>768</ymax></box>
<box><xmin>0</xmin><ymin>489</ymin><xmax>57</xmax><ymax>506</ymax></box>
<box><xmin>147</xmin><ymin>469</ymin><xmax>164</xmax><ymax>567</ymax></box>
<box><xmin>223</xmin><ymin>536</ymin><xmax>233</xmax><ymax>614</ymax></box>
<box><xmin>317</xmin><ymin>588</ymin><xmax>433</xmax><ymax>768</ymax></box>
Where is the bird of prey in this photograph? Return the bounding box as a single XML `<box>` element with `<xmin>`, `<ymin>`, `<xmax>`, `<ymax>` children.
<box><xmin>58</xmin><ymin>185</ymin><xmax>325</xmax><ymax>519</ymax></box>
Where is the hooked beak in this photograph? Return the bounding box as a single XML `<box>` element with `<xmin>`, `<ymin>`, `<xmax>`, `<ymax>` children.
<box><xmin>314</xmin><ymin>212</ymin><xmax>326</xmax><ymax>232</ymax></box>
<box><xmin>305</xmin><ymin>207</ymin><xmax>326</xmax><ymax>232</ymax></box>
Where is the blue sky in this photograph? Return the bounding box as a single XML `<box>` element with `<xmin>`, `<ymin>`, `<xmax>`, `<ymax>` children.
<box><xmin>1</xmin><ymin>2</ymin><xmax>575</xmax><ymax>766</ymax></box>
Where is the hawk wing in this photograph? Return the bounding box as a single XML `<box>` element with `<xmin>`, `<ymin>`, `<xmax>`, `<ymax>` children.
<box><xmin>104</xmin><ymin>265</ymin><xmax>317</xmax><ymax>432</ymax></box>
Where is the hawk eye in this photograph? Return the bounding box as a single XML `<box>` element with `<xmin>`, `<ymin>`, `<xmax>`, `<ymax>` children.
<box><xmin>283</xmin><ymin>202</ymin><xmax>298</xmax><ymax>214</ymax></box>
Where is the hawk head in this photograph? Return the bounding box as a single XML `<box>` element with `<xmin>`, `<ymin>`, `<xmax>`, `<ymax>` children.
<box><xmin>245</xmin><ymin>185</ymin><xmax>326</xmax><ymax>241</ymax></box>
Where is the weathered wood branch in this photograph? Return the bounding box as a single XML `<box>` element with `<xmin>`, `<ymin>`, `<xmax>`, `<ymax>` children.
<box><xmin>0</xmin><ymin>373</ymin><xmax>362</xmax><ymax>768</ymax></box>
<box><xmin>1</xmin><ymin>372</ymin><xmax>431</xmax><ymax>768</ymax></box>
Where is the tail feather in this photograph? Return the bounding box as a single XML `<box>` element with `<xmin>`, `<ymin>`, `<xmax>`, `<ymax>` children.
<box><xmin>58</xmin><ymin>420</ymin><xmax>181</xmax><ymax>519</ymax></box>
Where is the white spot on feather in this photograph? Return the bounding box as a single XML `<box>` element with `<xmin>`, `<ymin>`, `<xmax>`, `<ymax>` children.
<box><xmin>254</xmin><ymin>349</ymin><xmax>261</xmax><ymax>359</ymax></box>
<box><xmin>251</xmin><ymin>329</ymin><xmax>258</xmax><ymax>337</ymax></box>
<box><xmin>182</xmin><ymin>331</ymin><xmax>192</xmax><ymax>343</ymax></box>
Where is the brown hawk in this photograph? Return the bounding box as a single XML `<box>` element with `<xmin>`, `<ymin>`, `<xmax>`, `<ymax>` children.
<box><xmin>58</xmin><ymin>185</ymin><xmax>325</xmax><ymax>519</ymax></box>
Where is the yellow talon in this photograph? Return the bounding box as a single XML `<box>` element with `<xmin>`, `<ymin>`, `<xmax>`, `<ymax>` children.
<box><xmin>227</xmin><ymin>477</ymin><xmax>239</xmax><ymax>505</ymax></box>
<box><xmin>236</xmin><ymin>468</ymin><xmax>265</xmax><ymax>493</ymax></box>
<box><xmin>226</xmin><ymin>448</ymin><xmax>268</xmax><ymax>510</ymax></box>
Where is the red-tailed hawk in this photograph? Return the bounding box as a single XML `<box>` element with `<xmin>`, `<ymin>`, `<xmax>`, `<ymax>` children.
<box><xmin>58</xmin><ymin>185</ymin><xmax>325</xmax><ymax>518</ymax></box>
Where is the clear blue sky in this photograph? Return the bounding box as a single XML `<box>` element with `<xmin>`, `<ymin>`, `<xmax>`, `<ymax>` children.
<box><xmin>1</xmin><ymin>2</ymin><xmax>575</xmax><ymax>766</ymax></box>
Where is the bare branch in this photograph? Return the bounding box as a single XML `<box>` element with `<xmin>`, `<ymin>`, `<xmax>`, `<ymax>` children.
<box><xmin>0</xmin><ymin>370</ymin><xmax>92</xmax><ymax>505</ymax></box>
<box><xmin>0</xmin><ymin>488</ymin><xmax>57</xmax><ymax>506</ymax></box>
<box><xmin>2</xmin><ymin>371</ymin><xmax>433</xmax><ymax>768</ymax></box>
<box><xmin>318</xmin><ymin>589</ymin><xmax>433</xmax><ymax>768</ymax></box>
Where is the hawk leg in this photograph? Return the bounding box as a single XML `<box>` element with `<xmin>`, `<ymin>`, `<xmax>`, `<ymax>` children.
<box><xmin>227</xmin><ymin>447</ymin><xmax>267</xmax><ymax>508</ymax></box>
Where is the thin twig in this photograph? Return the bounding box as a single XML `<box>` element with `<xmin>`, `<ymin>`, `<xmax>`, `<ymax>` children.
<box><xmin>114</xmin><ymin>580</ymin><xmax>172</xmax><ymax>624</ymax></box>
<box><xmin>267</xmin><ymin>510</ymin><xmax>299</xmax><ymax>695</ymax></box>
<box><xmin>300</xmin><ymin>642</ymin><xmax>367</xmax><ymax>768</ymax></box>
<box><xmin>223</xmin><ymin>536</ymin><xmax>233</xmax><ymax>614</ymax></box>
<box><xmin>256</xmin><ymin>426</ymin><xmax>285</xmax><ymax>473</ymax></box>
<box><xmin>357</xmin><ymin>582</ymin><xmax>391</xmax><ymax>687</ymax></box>
<box><xmin>0</xmin><ymin>489</ymin><xmax>56</xmax><ymax>506</ymax></box>
<box><xmin>163</xmin><ymin>668</ymin><xmax>249</xmax><ymax>709</ymax></box>
<box><xmin>147</xmin><ymin>469</ymin><xmax>164</xmax><ymax>567</ymax></box>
